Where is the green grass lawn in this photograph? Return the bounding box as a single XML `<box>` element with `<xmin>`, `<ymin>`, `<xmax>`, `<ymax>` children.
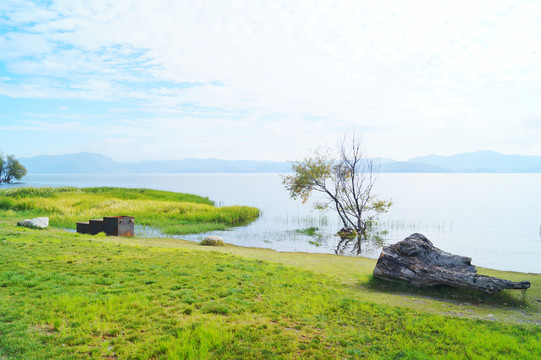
<box><xmin>0</xmin><ymin>223</ymin><xmax>539</xmax><ymax>359</ymax></box>
<box><xmin>0</xmin><ymin>187</ymin><xmax>539</xmax><ymax>359</ymax></box>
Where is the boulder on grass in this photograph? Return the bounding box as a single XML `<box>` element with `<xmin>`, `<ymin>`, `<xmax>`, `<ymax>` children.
<box><xmin>200</xmin><ymin>235</ymin><xmax>225</xmax><ymax>246</ymax></box>
<box><xmin>373</xmin><ymin>233</ymin><xmax>530</xmax><ymax>294</ymax></box>
<box><xmin>17</xmin><ymin>217</ymin><xmax>49</xmax><ymax>229</ymax></box>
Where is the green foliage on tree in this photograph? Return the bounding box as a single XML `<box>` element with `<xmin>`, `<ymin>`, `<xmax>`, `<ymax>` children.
<box><xmin>0</xmin><ymin>154</ymin><xmax>28</xmax><ymax>184</ymax></box>
<box><xmin>281</xmin><ymin>133</ymin><xmax>391</xmax><ymax>237</ymax></box>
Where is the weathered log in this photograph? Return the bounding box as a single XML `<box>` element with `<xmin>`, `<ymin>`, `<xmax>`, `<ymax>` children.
<box><xmin>373</xmin><ymin>233</ymin><xmax>530</xmax><ymax>294</ymax></box>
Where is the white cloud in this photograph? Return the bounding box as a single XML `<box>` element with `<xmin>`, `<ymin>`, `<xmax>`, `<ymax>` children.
<box><xmin>1</xmin><ymin>0</ymin><xmax>541</xmax><ymax>160</ymax></box>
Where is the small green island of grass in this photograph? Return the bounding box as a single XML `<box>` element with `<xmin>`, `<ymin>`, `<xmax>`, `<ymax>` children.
<box><xmin>0</xmin><ymin>186</ymin><xmax>260</xmax><ymax>235</ymax></box>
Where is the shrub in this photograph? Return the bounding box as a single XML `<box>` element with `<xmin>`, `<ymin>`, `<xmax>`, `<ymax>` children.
<box><xmin>200</xmin><ymin>237</ymin><xmax>225</xmax><ymax>246</ymax></box>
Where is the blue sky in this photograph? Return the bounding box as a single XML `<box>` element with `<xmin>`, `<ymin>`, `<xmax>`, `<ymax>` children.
<box><xmin>1</xmin><ymin>0</ymin><xmax>540</xmax><ymax>162</ymax></box>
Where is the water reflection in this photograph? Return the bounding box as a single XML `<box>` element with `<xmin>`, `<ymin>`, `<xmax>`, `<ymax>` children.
<box><xmin>334</xmin><ymin>233</ymin><xmax>387</xmax><ymax>256</ymax></box>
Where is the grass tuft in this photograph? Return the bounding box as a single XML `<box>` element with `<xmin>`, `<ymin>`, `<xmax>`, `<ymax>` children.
<box><xmin>295</xmin><ymin>227</ymin><xmax>319</xmax><ymax>236</ymax></box>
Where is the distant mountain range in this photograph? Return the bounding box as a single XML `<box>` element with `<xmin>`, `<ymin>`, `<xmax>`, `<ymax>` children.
<box><xmin>19</xmin><ymin>150</ymin><xmax>541</xmax><ymax>174</ymax></box>
<box><xmin>406</xmin><ymin>151</ymin><xmax>541</xmax><ymax>173</ymax></box>
<box><xmin>20</xmin><ymin>153</ymin><xmax>293</xmax><ymax>174</ymax></box>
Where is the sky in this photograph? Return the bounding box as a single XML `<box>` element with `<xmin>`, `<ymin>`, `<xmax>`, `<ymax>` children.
<box><xmin>1</xmin><ymin>0</ymin><xmax>540</xmax><ymax>162</ymax></box>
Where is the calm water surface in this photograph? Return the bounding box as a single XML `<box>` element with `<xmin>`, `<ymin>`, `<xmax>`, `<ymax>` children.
<box><xmin>4</xmin><ymin>173</ymin><xmax>541</xmax><ymax>273</ymax></box>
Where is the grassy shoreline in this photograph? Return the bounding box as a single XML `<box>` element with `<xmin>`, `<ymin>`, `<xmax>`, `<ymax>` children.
<box><xmin>124</xmin><ymin>231</ymin><xmax>541</xmax><ymax>326</ymax></box>
<box><xmin>0</xmin><ymin>187</ymin><xmax>539</xmax><ymax>358</ymax></box>
<box><xmin>0</xmin><ymin>222</ymin><xmax>539</xmax><ymax>359</ymax></box>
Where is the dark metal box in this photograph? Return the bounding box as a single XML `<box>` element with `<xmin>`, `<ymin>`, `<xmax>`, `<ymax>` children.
<box><xmin>89</xmin><ymin>219</ymin><xmax>105</xmax><ymax>235</ymax></box>
<box><xmin>76</xmin><ymin>222</ymin><xmax>90</xmax><ymax>234</ymax></box>
<box><xmin>103</xmin><ymin>216</ymin><xmax>135</xmax><ymax>237</ymax></box>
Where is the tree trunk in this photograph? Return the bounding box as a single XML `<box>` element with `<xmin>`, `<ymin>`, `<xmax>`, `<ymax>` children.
<box><xmin>373</xmin><ymin>233</ymin><xmax>530</xmax><ymax>294</ymax></box>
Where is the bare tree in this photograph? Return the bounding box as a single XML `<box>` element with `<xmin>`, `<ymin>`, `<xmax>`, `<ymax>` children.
<box><xmin>281</xmin><ymin>132</ymin><xmax>391</xmax><ymax>238</ymax></box>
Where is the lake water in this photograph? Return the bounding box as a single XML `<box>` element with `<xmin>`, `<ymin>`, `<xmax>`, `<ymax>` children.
<box><xmin>3</xmin><ymin>173</ymin><xmax>540</xmax><ymax>274</ymax></box>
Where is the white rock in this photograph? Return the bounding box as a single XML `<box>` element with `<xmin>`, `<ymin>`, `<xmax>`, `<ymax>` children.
<box><xmin>204</xmin><ymin>235</ymin><xmax>223</xmax><ymax>242</ymax></box>
<box><xmin>17</xmin><ymin>217</ymin><xmax>49</xmax><ymax>229</ymax></box>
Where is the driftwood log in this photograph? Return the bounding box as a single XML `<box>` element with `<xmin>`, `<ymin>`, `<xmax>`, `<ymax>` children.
<box><xmin>373</xmin><ymin>233</ymin><xmax>530</xmax><ymax>294</ymax></box>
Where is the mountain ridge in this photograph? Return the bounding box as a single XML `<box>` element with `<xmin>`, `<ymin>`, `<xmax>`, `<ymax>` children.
<box><xmin>409</xmin><ymin>150</ymin><xmax>541</xmax><ymax>173</ymax></box>
<box><xmin>19</xmin><ymin>150</ymin><xmax>541</xmax><ymax>174</ymax></box>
